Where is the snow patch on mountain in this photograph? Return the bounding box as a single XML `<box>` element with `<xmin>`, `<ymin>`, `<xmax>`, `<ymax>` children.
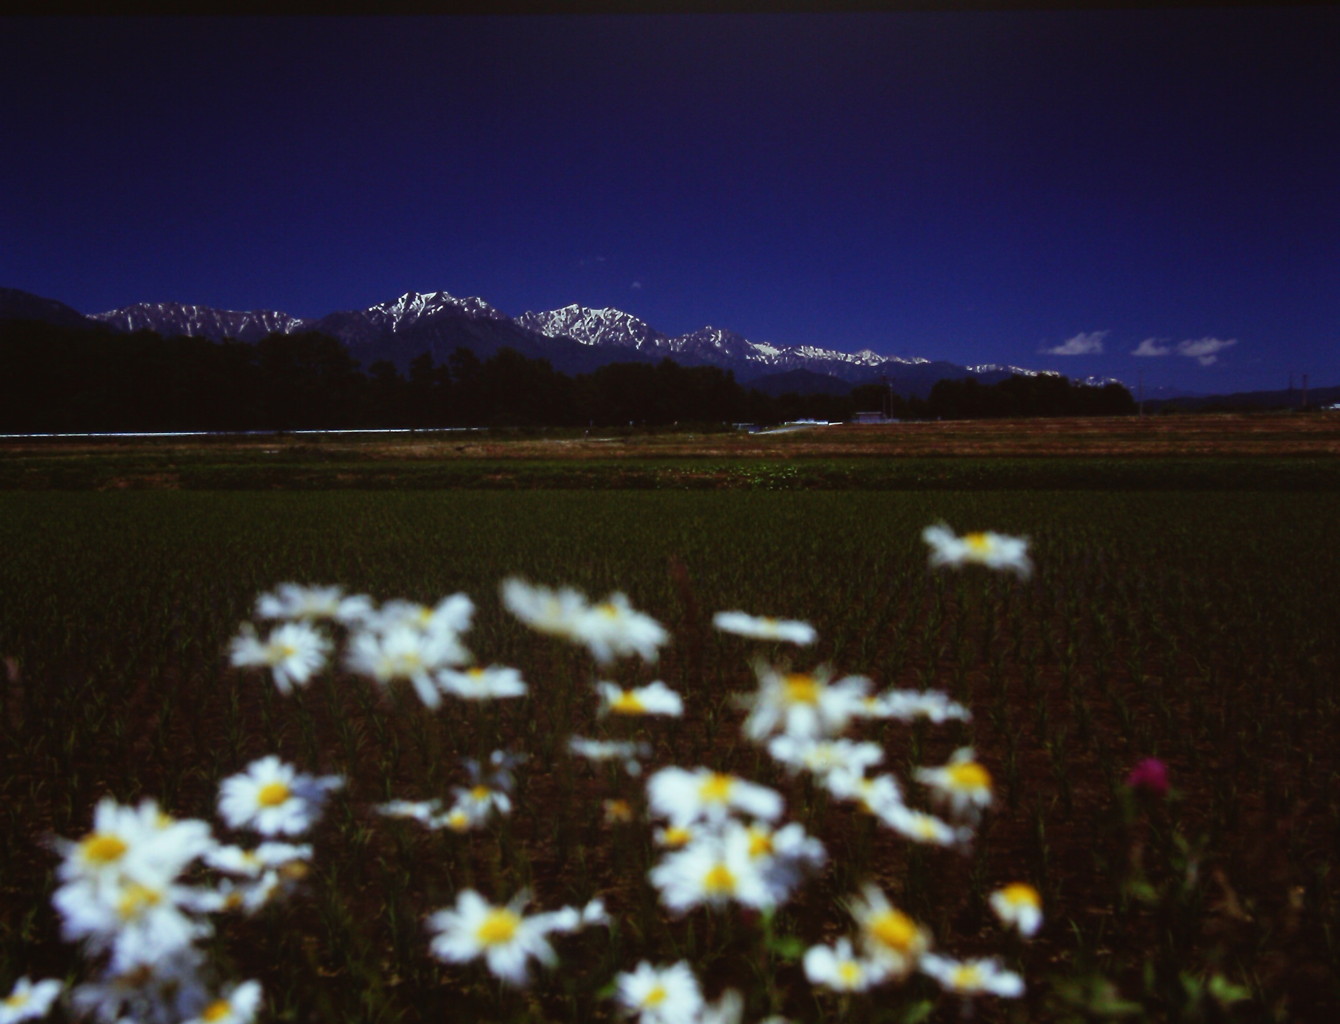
<box><xmin>515</xmin><ymin>304</ymin><xmax>668</xmax><ymax>351</ymax></box>
<box><xmin>89</xmin><ymin>303</ymin><xmax>306</xmax><ymax>342</ymax></box>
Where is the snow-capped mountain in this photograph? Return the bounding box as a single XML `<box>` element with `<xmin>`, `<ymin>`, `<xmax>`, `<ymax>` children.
<box><xmin>4</xmin><ymin>285</ymin><xmax>1126</xmax><ymax>394</ymax></box>
<box><xmin>515</xmin><ymin>304</ymin><xmax>668</xmax><ymax>352</ymax></box>
<box><xmin>88</xmin><ymin>302</ymin><xmax>305</xmax><ymax>342</ymax></box>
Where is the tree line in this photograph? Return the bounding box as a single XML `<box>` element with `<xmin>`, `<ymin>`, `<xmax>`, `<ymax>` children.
<box><xmin>0</xmin><ymin>321</ymin><xmax>1134</xmax><ymax>433</ymax></box>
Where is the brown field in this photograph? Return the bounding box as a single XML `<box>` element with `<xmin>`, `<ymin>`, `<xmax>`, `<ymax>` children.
<box><xmin>5</xmin><ymin>411</ymin><xmax>1340</xmax><ymax>463</ymax></box>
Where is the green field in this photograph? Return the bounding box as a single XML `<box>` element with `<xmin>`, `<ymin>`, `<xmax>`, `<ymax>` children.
<box><xmin>1</xmin><ymin>487</ymin><xmax>1337</xmax><ymax>1022</ymax></box>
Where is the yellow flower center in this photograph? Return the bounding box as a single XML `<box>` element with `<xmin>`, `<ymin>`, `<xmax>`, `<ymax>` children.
<box><xmin>782</xmin><ymin>673</ymin><xmax>819</xmax><ymax>705</ymax></box>
<box><xmin>81</xmin><ymin>832</ymin><xmax>128</xmax><ymax>864</ymax></box>
<box><xmin>703</xmin><ymin>863</ymin><xmax>736</xmax><ymax>894</ymax></box>
<box><xmin>477</xmin><ymin>908</ymin><xmax>521</xmax><ymax>946</ymax></box>
<box><xmin>3</xmin><ymin>993</ymin><xmax>29</xmax><ymax>1009</ymax></box>
<box><xmin>964</xmin><ymin>532</ymin><xmax>993</xmax><ymax>553</ymax></box>
<box><xmin>913</xmin><ymin>816</ymin><xmax>942</xmax><ymax>840</ymax></box>
<box><xmin>699</xmin><ymin>773</ymin><xmax>734</xmax><ymax>803</ymax></box>
<box><xmin>201</xmin><ymin>999</ymin><xmax>233</xmax><ymax>1022</ymax></box>
<box><xmin>1002</xmin><ymin>882</ymin><xmax>1040</xmax><ymax>908</ymax></box>
<box><xmin>596</xmin><ymin>602</ymin><xmax>620</xmax><ymax>618</ymax></box>
<box><xmin>661</xmin><ymin>826</ymin><xmax>693</xmax><ymax>848</ymax></box>
<box><xmin>838</xmin><ymin>961</ymin><xmax>862</xmax><ymax>987</ymax></box>
<box><xmin>610</xmin><ymin>690</ymin><xmax>646</xmax><ymax>714</ymax></box>
<box><xmin>273</xmin><ymin>642</ymin><xmax>298</xmax><ymax>662</ymax></box>
<box><xmin>117</xmin><ymin>882</ymin><xmax>162</xmax><ymax>921</ymax></box>
<box><xmin>947</xmin><ymin>762</ymin><xmax>992</xmax><ymax>790</ymax></box>
<box><xmin>470</xmin><ymin>785</ymin><xmax>492</xmax><ymax>801</ymax></box>
<box><xmin>467</xmin><ymin>667</ymin><xmax>486</xmax><ymax>678</ymax></box>
<box><xmin>603</xmin><ymin>799</ymin><xmax>634</xmax><ymax>823</ymax></box>
<box><xmin>445</xmin><ymin>810</ymin><xmax>471</xmax><ymax>832</ymax></box>
<box><xmin>868</xmin><ymin>909</ymin><xmax>919</xmax><ymax>953</ymax></box>
<box><xmin>257</xmin><ymin>781</ymin><xmax>291</xmax><ymax>807</ymax></box>
<box><xmin>644</xmin><ymin>984</ymin><xmax>667</xmax><ymax>1007</ymax></box>
<box><xmin>747</xmin><ymin>827</ymin><xmax>773</xmax><ymax>859</ymax></box>
<box><xmin>951</xmin><ymin>964</ymin><xmax>984</xmax><ymax>991</ymax></box>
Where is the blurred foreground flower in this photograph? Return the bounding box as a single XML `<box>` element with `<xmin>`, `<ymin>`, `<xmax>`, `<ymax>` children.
<box><xmin>597</xmin><ymin>680</ymin><xmax>684</xmax><ymax>717</ymax></box>
<box><xmin>427</xmin><ymin>889</ymin><xmax>599</xmax><ymax>987</ymax></box>
<box><xmin>915</xmin><ymin>747</ymin><xmax>994</xmax><ymax>820</ymax></box>
<box><xmin>613</xmin><ymin>960</ymin><xmax>704</xmax><ymax>1024</ymax></box>
<box><xmin>712</xmin><ymin>611</ymin><xmax>816</xmax><ymax>646</ymax></box>
<box><xmin>741</xmin><ymin>662</ymin><xmax>871</xmax><ymax>741</ymax></box>
<box><xmin>256</xmin><ymin>583</ymin><xmax>371</xmax><ymax>625</ymax></box>
<box><xmin>847</xmin><ymin>884</ymin><xmax>931</xmax><ymax>978</ymax></box>
<box><xmin>922</xmin><ymin>524</ymin><xmax>1032</xmax><ymax>580</ymax></box>
<box><xmin>647</xmin><ymin>767</ymin><xmax>783</xmax><ymax>827</ymax></box>
<box><xmin>990</xmin><ymin>882</ymin><xmax>1042</xmax><ymax>937</ymax></box>
<box><xmin>502</xmin><ymin>578</ymin><xmax>668</xmax><ymax>663</ymax></box>
<box><xmin>803</xmin><ymin>937</ymin><xmax>889</xmax><ymax>993</ymax></box>
<box><xmin>228</xmin><ymin>621</ymin><xmax>330</xmax><ymax>696</ymax></box>
<box><xmin>179</xmin><ymin>980</ymin><xmax>262</xmax><ymax>1024</ymax></box>
<box><xmin>217</xmin><ymin>756</ymin><xmax>343</xmax><ymax>837</ymax></box>
<box><xmin>1</xmin><ymin>977</ymin><xmax>62</xmax><ymax>1023</ymax></box>
<box><xmin>919</xmin><ymin>954</ymin><xmax>1024</xmax><ymax>999</ymax></box>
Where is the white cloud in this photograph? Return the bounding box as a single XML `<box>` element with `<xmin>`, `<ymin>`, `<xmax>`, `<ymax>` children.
<box><xmin>1176</xmin><ymin>337</ymin><xmax>1237</xmax><ymax>366</ymax></box>
<box><xmin>1040</xmin><ymin>330</ymin><xmax>1108</xmax><ymax>356</ymax></box>
<box><xmin>1132</xmin><ymin>337</ymin><xmax>1172</xmax><ymax>357</ymax></box>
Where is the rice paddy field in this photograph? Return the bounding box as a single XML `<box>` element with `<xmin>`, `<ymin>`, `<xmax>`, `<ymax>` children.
<box><xmin>1</xmin><ymin>415</ymin><xmax>1337</xmax><ymax>1023</ymax></box>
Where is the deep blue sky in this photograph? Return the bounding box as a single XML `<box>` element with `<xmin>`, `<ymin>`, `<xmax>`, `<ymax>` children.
<box><xmin>3</xmin><ymin>10</ymin><xmax>1336</xmax><ymax>394</ymax></box>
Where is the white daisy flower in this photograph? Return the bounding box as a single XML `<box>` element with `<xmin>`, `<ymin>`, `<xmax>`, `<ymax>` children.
<box><xmin>766</xmin><ymin>736</ymin><xmax>884</xmax><ymax>782</ymax></box>
<box><xmin>577</xmin><ymin>592</ymin><xmax>669</xmax><ymax>665</ymax></box>
<box><xmin>803</xmin><ymin>937</ymin><xmax>890</xmax><ymax>993</ymax></box>
<box><xmin>68</xmin><ymin>948</ymin><xmax>207</xmax><ymax>1024</ymax></box>
<box><xmin>646</xmin><ymin>766</ymin><xmax>783</xmax><ymax>827</ymax></box>
<box><xmin>734</xmin><ymin>819</ymin><xmax>826</xmax><ymax>907</ymax></box>
<box><xmin>740</xmin><ymin>662</ymin><xmax>871</xmax><ymax>741</ymax></box>
<box><xmin>1</xmin><ymin>977</ymin><xmax>62</xmax><ymax>1024</ymax></box>
<box><xmin>712</xmin><ymin>611</ymin><xmax>816</xmax><ymax>646</ymax></box>
<box><xmin>374</xmin><ymin>799</ymin><xmax>444</xmax><ymax>827</ymax></box>
<box><xmin>879</xmin><ymin>804</ymin><xmax>972</xmax><ymax>847</ymax></box>
<box><xmin>56</xmin><ymin>797</ymin><xmax>214</xmax><ymax>889</ymax></box>
<box><xmin>613</xmin><ymin>960</ymin><xmax>704</xmax><ymax>1024</ymax></box>
<box><xmin>426</xmin><ymin>889</ymin><xmax>564</xmax><ymax>987</ymax></box>
<box><xmin>256</xmin><ymin>583</ymin><xmax>372</xmax><ymax>625</ymax></box>
<box><xmin>228</xmin><ymin>621</ymin><xmax>330</xmax><ymax>695</ymax></box>
<box><xmin>217</xmin><ymin>756</ymin><xmax>343</xmax><ymax>836</ymax></box>
<box><xmin>369</xmin><ymin>593</ymin><xmax>474</xmax><ymax>639</ymax></box>
<box><xmin>437</xmin><ymin>664</ymin><xmax>528</xmax><ymax>700</ymax></box>
<box><xmin>856</xmin><ymin>688</ymin><xmax>971</xmax><ymax>723</ymax></box>
<box><xmin>180</xmin><ymin>980</ymin><xmax>263</xmax><ymax>1024</ymax></box>
<box><xmin>568</xmin><ymin>736</ymin><xmax>653</xmax><ymax>776</ymax></box>
<box><xmin>54</xmin><ymin>873</ymin><xmax>212</xmax><ymax>972</ymax></box>
<box><xmin>989</xmin><ymin>882</ymin><xmax>1043</xmax><ymax>937</ymax></box>
<box><xmin>202</xmin><ymin>840</ymin><xmax>311</xmax><ymax>877</ymax></box>
<box><xmin>918</xmin><ymin>954</ymin><xmax>1024</xmax><ymax>998</ymax></box>
<box><xmin>500</xmin><ymin>577</ymin><xmax>591</xmax><ymax>638</ymax></box>
<box><xmin>914</xmin><ymin>748</ymin><xmax>993</xmax><ymax>819</ymax></box>
<box><xmin>596</xmin><ymin>680</ymin><xmax>684</xmax><ymax>717</ymax></box>
<box><xmin>345</xmin><ymin>622</ymin><xmax>469</xmax><ymax>709</ymax></box>
<box><xmin>921</xmin><ymin>524</ymin><xmax>1032</xmax><ymax>580</ymax></box>
<box><xmin>449</xmin><ymin>782</ymin><xmax>512</xmax><ymax>823</ymax></box>
<box><xmin>847</xmin><ymin>884</ymin><xmax>931</xmax><ymax>977</ymax></box>
<box><xmin>825</xmin><ymin>770</ymin><xmax>905</xmax><ymax>820</ymax></box>
<box><xmin>648</xmin><ymin>827</ymin><xmax>773</xmax><ymax>914</ymax></box>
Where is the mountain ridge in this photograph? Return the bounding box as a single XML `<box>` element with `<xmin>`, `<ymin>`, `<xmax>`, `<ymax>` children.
<box><xmin>5</xmin><ymin>285</ymin><xmax>1131</xmax><ymax>398</ymax></box>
